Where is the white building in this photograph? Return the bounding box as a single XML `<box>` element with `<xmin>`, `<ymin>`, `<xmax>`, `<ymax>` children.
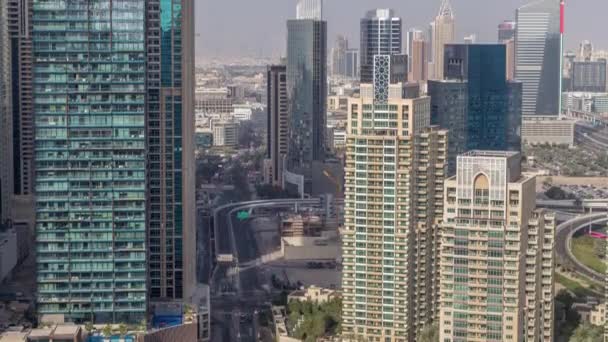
<box><xmin>439</xmin><ymin>151</ymin><xmax>555</xmax><ymax>342</ymax></box>
<box><xmin>522</xmin><ymin>116</ymin><xmax>576</xmax><ymax>146</ymax></box>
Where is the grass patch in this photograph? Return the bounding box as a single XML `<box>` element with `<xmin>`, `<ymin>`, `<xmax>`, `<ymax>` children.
<box><xmin>555</xmin><ymin>273</ymin><xmax>596</xmax><ymax>298</ymax></box>
<box><xmin>571</xmin><ymin>236</ymin><xmax>607</xmax><ymax>274</ymax></box>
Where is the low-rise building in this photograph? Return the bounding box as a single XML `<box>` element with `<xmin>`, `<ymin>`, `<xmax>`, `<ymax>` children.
<box><xmin>287</xmin><ymin>286</ymin><xmax>338</xmax><ymax>304</ymax></box>
<box><xmin>212</xmin><ymin>121</ymin><xmax>239</xmax><ymax>147</ymax></box>
<box><xmin>522</xmin><ymin>117</ymin><xmax>576</xmax><ymax>146</ymax></box>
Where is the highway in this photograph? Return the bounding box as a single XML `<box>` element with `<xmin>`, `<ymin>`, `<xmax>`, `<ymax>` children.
<box><xmin>556</xmin><ymin>213</ymin><xmax>608</xmax><ymax>283</ymax></box>
<box><xmin>209</xmin><ymin>198</ymin><xmax>320</xmax><ymax>341</ymax></box>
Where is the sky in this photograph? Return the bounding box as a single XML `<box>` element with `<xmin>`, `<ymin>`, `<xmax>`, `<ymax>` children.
<box><xmin>196</xmin><ymin>0</ymin><xmax>606</xmax><ymax>61</ymax></box>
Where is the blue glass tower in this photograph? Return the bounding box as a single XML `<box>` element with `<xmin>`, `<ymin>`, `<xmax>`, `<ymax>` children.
<box><xmin>33</xmin><ymin>0</ymin><xmax>147</xmax><ymax>323</ymax></box>
<box><xmin>430</xmin><ymin>44</ymin><xmax>521</xmax><ymax>174</ymax></box>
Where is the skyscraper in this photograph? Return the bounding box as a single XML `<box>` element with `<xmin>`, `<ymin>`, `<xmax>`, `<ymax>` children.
<box><xmin>146</xmin><ymin>0</ymin><xmax>196</xmax><ymax>302</ymax></box>
<box><xmin>296</xmin><ymin>0</ymin><xmax>322</xmax><ymax>20</ymax></box>
<box><xmin>498</xmin><ymin>20</ymin><xmax>516</xmax><ymax>41</ymax></box>
<box><xmin>345</xmin><ymin>48</ymin><xmax>359</xmax><ymax>79</ymax></box>
<box><xmin>515</xmin><ymin>0</ymin><xmax>561</xmax><ymax>117</ymax></box>
<box><xmin>341</xmin><ymin>55</ymin><xmax>448</xmax><ymax>341</ymax></box>
<box><xmin>264</xmin><ymin>65</ymin><xmax>288</xmax><ymax>187</ymax></box>
<box><xmin>0</xmin><ymin>0</ymin><xmax>13</xmax><ymax>223</ymax></box>
<box><xmin>498</xmin><ymin>20</ymin><xmax>517</xmax><ymax>80</ymax></box>
<box><xmin>33</xmin><ymin>0</ymin><xmax>195</xmax><ymax>323</ymax></box>
<box><xmin>406</xmin><ymin>29</ymin><xmax>424</xmax><ymax>73</ymax></box>
<box><xmin>571</xmin><ymin>60</ymin><xmax>607</xmax><ymax>92</ymax></box>
<box><xmin>285</xmin><ymin>4</ymin><xmax>327</xmax><ymax>194</ymax></box>
<box><xmin>430</xmin><ymin>0</ymin><xmax>455</xmax><ymax>80</ymax></box>
<box><xmin>360</xmin><ymin>9</ymin><xmax>402</xmax><ymax>83</ymax></box>
<box><xmin>429</xmin><ymin>44</ymin><xmax>520</xmax><ymax>174</ymax></box>
<box><xmin>330</xmin><ymin>35</ymin><xmax>349</xmax><ymax>78</ymax></box>
<box><xmin>439</xmin><ymin>151</ymin><xmax>555</xmax><ymax>342</ymax></box>
<box><xmin>7</xmin><ymin>0</ymin><xmax>34</xmax><ymax>198</ymax></box>
<box><xmin>409</xmin><ymin>38</ymin><xmax>427</xmax><ymax>82</ymax></box>
<box><xmin>579</xmin><ymin>40</ymin><xmax>593</xmax><ymax>61</ymax></box>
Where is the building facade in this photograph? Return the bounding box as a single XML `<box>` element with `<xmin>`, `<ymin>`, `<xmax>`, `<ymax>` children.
<box><xmin>345</xmin><ymin>48</ymin><xmax>359</xmax><ymax>79</ymax></box>
<box><xmin>286</xmin><ymin>14</ymin><xmax>327</xmax><ymax>193</ymax></box>
<box><xmin>360</xmin><ymin>9</ymin><xmax>402</xmax><ymax>84</ymax></box>
<box><xmin>498</xmin><ymin>20</ymin><xmax>516</xmax><ymax>80</ymax></box>
<box><xmin>409</xmin><ymin>37</ymin><xmax>427</xmax><ymax>82</ymax></box>
<box><xmin>515</xmin><ymin>0</ymin><xmax>561</xmax><ymax>117</ymax></box>
<box><xmin>33</xmin><ymin>0</ymin><xmax>148</xmax><ymax>323</ymax></box>
<box><xmin>0</xmin><ymin>0</ymin><xmax>13</xmax><ymax>223</ymax></box>
<box><xmin>32</xmin><ymin>0</ymin><xmax>195</xmax><ymax>323</ymax></box>
<box><xmin>430</xmin><ymin>44</ymin><xmax>520</xmax><ymax>175</ymax></box>
<box><xmin>430</xmin><ymin>0</ymin><xmax>455</xmax><ymax>80</ymax></box>
<box><xmin>8</xmin><ymin>0</ymin><xmax>34</xmax><ymax>198</ymax></box>
<box><xmin>265</xmin><ymin>65</ymin><xmax>288</xmax><ymax>186</ymax></box>
<box><xmin>330</xmin><ymin>35</ymin><xmax>348</xmax><ymax>78</ymax></box>
<box><xmin>571</xmin><ymin>61</ymin><xmax>607</xmax><ymax>93</ymax></box>
<box><xmin>146</xmin><ymin>0</ymin><xmax>196</xmax><ymax>303</ymax></box>
<box><xmin>439</xmin><ymin>151</ymin><xmax>555</xmax><ymax>342</ymax></box>
<box><xmin>341</xmin><ymin>55</ymin><xmax>448</xmax><ymax>341</ymax></box>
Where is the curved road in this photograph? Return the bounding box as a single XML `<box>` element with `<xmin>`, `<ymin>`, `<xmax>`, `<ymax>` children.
<box><xmin>556</xmin><ymin>213</ymin><xmax>608</xmax><ymax>283</ymax></box>
<box><xmin>209</xmin><ymin>198</ymin><xmax>320</xmax><ymax>342</ymax></box>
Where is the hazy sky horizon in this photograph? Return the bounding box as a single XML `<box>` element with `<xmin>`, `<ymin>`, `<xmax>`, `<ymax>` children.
<box><xmin>196</xmin><ymin>0</ymin><xmax>605</xmax><ymax>61</ymax></box>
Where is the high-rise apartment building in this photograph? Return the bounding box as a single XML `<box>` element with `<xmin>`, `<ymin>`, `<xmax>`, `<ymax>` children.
<box><xmin>515</xmin><ymin>0</ymin><xmax>561</xmax><ymax>117</ymax></box>
<box><xmin>439</xmin><ymin>151</ymin><xmax>555</xmax><ymax>342</ymax></box>
<box><xmin>264</xmin><ymin>65</ymin><xmax>288</xmax><ymax>186</ymax></box>
<box><xmin>341</xmin><ymin>55</ymin><xmax>448</xmax><ymax>341</ymax></box>
<box><xmin>32</xmin><ymin>0</ymin><xmax>195</xmax><ymax>323</ymax></box>
<box><xmin>429</xmin><ymin>44</ymin><xmax>521</xmax><ymax>174</ymax></box>
<box><xmin>498</xmin><ymin>20</ymin><xmax>516</xmax><ymax>80</ymax></box>
<box><xmin>33</xmin><ymin>0</ymin><xmax>148</xmax><ymax>323</ymax></box>
<box><xmin>145</xmin><ymin>0</ymin><xmax>196</xmax><ymax>302</ymax></box>
<box><xmin>0</xmin><ymin>0</ymin><xmax>13</xmax><ymax>223</ymax></box>
<box><xmin>286</xmin><ymin>6</ymin><xmax>327</xmax><ymax>193</ymax></box>
<box><xmin>430</xmin><ymin>0</ymin><xmax>455</xmax><ymax>80</ymax></box>
<box><xmin>360</xmin><ymin>9</ymin><xmax>402</xmax><ymax>83</ymax></box>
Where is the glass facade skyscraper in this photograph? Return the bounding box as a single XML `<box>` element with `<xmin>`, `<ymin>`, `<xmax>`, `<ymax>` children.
<box><xmin>360</xmin><ymin>9</ymin><xmax>402</xmax><ymax>84</ymax></box>
<box><xmin>285</xmin><ymin>18</ymin><xmax>327</xmax><ymax>192</ymax></box>
<box><xmin>33</xmin><ymin>0</ymin><xmax>147</xmax><ymax>323</ymax></box>
<box><xmin>515</xmin><ymin>0</ymin><xmax>561</xmax><ymax>116</ymax></box>
<box><xmin>430</xmin><ymin>44</ymin><xmax>521</xmax><ymax>175</ymax></box>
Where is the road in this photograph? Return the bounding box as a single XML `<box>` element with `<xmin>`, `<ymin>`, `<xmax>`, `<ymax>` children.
<box><xmin>209</xmin><ymin>198</ymin><xmax>320</xmax><ymax>341</ymax></box>
<box><xmin>555</xmin><ymin>213</ymin><xmax>608</xmax><ymax>283</ymax></box>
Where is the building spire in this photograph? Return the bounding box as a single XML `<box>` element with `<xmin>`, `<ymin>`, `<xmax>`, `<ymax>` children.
<box><xmin>438</xmin><ymin>0</ymin><xmax>454</xmax><ymax>18</ymax></box>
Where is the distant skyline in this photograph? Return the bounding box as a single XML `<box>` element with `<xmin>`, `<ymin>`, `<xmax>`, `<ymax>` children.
<box><xmin>196</xmin><ymin>0</ymin><xmax>603</xmax><ymax>62</ymax></box>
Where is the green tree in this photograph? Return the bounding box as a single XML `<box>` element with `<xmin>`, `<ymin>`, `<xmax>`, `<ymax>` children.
<box><xmin>84</xmin><ymin>322</ymin><xmax>94</xmax><ymax>333</ymax></box>
<box><xmin>118</xmin><ymin>324</ymin><xmax>128</xmax><ymax>336</ymax></box>
<box><xmin>418</xmin><ymin>323</ymin><xmax>439</xmax><ymax>342</ymax></box>
<box><xmin>569</xmin><ymin>322</ymin><xmax>603</xmax><ymax>342</ymax></box>
<box><xmin>102</xmin><ymin>324</ymin><xmax>112</xmax><ymax>337</ymax></box>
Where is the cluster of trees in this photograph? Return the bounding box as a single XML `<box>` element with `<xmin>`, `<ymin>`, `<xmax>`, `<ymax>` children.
<box><xmin>287</xmin><ymin>298</ymin><xmax>342</xmax><ymax>342</ymax></box>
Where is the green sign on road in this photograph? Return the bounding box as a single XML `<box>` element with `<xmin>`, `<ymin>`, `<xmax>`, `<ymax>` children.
<box><xmin>237</xmin><ymin>211</ymin><xmax>250</xmax><ymax>221</ymax></box>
